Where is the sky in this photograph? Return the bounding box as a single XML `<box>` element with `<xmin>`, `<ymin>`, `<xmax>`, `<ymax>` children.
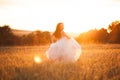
<box><xmin>0</xmin><ymin>0</ymin><xmax>120</xmax><ymax>33</ymax></box>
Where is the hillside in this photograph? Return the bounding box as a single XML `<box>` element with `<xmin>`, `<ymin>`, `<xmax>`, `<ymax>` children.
<box><xmin>12</xmin><ymin>29</ymin><xmax>32</xmax><ymax>36</ymax></box>
<box><xmin>12</xmin><ymin>29</ymin><xmax>79</xmax><ymax>38</ymax></box>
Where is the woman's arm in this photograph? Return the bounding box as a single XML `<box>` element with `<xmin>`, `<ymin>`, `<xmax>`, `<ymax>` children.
<box><xmin>50</xmin><ymin>34</ymin><xmax>58</xmax><ymax>43</ymax></box>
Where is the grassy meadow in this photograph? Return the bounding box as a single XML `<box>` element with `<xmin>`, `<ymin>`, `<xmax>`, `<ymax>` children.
<box><xmin>0</xmin><ymin>44</ymin><xmax>120</xmax><ymax>80</ymax></box>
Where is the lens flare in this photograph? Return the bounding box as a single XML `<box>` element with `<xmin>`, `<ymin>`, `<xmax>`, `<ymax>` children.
<box><xmin>34</xmin><ymin>56</ymin><xmax>42</xmax><ymax>63</ymax></box>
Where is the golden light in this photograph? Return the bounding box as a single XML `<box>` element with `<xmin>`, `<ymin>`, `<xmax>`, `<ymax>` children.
<box><xmin>0</xmin><ymin>0</ymin><xmax>120</xmax><ymax>33</ymax></box>
<box><xmin>34</xmin><ymin>56</ymin><xmax>42</xmax><ymax>63</ymax></box>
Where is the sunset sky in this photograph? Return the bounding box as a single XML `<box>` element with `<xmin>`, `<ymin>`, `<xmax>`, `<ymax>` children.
<box><xmin>0</xmin><ymin>0</ymin><xmax>120</xmax><ymax>33</ymax></box>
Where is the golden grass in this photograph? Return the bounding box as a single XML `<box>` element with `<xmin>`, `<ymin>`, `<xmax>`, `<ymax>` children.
<box><xmin>0</xmin><ymin>44</ymin><xmax>120</xmax><ymax>80</ymax></box>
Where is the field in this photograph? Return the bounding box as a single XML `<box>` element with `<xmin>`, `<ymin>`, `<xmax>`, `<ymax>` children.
<box><xmin>0</xmin><ymin>44</ymin><xmax>120</xmax><ymax>80</ymax></box>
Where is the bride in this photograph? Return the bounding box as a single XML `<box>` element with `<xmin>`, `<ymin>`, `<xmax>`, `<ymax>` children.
<box><xmin>46</xmin><ymin>22</ymin><xmax>81</xmax><ymax>62</ymax></box>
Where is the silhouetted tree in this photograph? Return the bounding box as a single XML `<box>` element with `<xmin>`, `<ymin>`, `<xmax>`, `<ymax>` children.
<box><xmin>23</xmin><ymin>32</ymin><xmax>35</xmax><ymax>45</ymax></box>
<box><xmin>97</xmin><ymin>28</ymin><xmax>109</xmax><ymax>43</ymax></box>
<box><xmin>20</xmin><ymin>30</ymin><xmax>51</xmax><ymax>45</ymax></box>
<box><xmin>0</xmin><ymin>25</ymin><xmax>15</xmax><ymax>46</ymax></box>
<box><xmin>33</xmin><ymin>30</ymin><xmax>51</xmax><ymax>45</ymax></box>
<box><xmin>108</xmin><ymin>20</ymin><xmax>120</xmax><ymax>43</ymax></box>
<box><xmin>42</xmin><ymin>31</ymin><xmax>51</xmax><ymax>44</ymax></box>
<box><xmin>76</xmin><ymin>28</ymin><xmax>109</xmax><ymax>44</ymax></box>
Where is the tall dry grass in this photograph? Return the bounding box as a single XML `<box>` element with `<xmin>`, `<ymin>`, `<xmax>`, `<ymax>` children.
<box><xmin>0</xmin><ymin>44</ymin><xmax>120</xmax><ymax>80</ymax></box>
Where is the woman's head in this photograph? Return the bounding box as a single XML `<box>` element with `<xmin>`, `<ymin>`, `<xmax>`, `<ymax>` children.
<box><xmin>53</xmin><ymin>22</ymin><xmax>64</xmax><ymax>39</ymax></box>
<box><xmin>56</xmin><ymin>22</ymin><xmax>64</xmax><ymax>31</ymax></box>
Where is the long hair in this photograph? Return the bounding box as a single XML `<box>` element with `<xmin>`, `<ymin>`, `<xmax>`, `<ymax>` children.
<box><xmin>53</xmin><ymin>23</ymin><xmax>63</xmax><ymax>39</ymax></box>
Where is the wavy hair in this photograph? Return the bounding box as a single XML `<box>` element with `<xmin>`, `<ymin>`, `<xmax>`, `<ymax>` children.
<box><xmin>53</xmin><ymin>23</ymin><xmax>64</xmax><ymax>39</ymax></box>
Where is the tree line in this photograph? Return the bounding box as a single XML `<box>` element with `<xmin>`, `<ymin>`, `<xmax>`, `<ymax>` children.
<box><xmin>0</xmin><ymin>25</ymin><xmax>51</xmax><ymax>46</ymax></box>
<box><xmin>76</xmin><ymin>20</ymin><xmax>120</xmax><ymax>44</ymax></box>
<box><xmin>0</xmin><ymin>20</ymin><xmax>120</xmax><ymax>46</ymax></box>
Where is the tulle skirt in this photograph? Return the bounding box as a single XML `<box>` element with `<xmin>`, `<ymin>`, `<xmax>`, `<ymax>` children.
<box><xmin>46</xmin><ymin>37</ymin><xmax>81</xmax><ymax>62</ymax></box>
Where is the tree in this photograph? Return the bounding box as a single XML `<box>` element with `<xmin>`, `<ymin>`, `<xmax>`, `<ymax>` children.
<box><xmin>0</xmin><ymin>25</ymin><xmax>15</xmax><ymax>46</ymax></box>
<box><xmin>20</xmin><ymin>30</ymin><xmax>51</xmax><ymax>45</ymax></box>
<box><xmin>76</xmin><ymin>29</ymin><xmax>98</xmax><ymax>43</ymax></box>
<box><xmin>108</xmin><ymin>20</ymin><xmax>120</xmax><ymax>43</ymax></box>
<box><xmin>97</xmin><ymin>28</ymin><xmax>109</xmax><ymax>43</ymax></box>
<box><xmin>76</xmin><ymin>28</ymin><xmax>109</xmax><ymax>44</ymax></box>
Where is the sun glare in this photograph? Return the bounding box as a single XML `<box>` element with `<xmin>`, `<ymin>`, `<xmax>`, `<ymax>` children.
<box><xmin>0</xmin><ymin>0</ymin><xmax>120</xmax><ymax>33</ymax></box>
<box><xmin>34</xmin><ymin>56</ymin><xmax>42</xmax><ymax>63</ymax></box>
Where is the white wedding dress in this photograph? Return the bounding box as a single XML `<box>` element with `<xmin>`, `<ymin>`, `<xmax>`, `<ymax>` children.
<box><xmin>46</xmin><ymin>37</ymin><xmax>81</xmax><ymax>62</ymax></box>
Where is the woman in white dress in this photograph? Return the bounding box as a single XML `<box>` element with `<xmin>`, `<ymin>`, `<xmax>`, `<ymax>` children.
<box><xmin>46</xmin><ymin>22</ymin><xmax>81</xmax><ymax>62</ymax></box>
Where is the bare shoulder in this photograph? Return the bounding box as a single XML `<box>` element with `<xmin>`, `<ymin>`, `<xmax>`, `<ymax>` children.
<box><xmin>61</xmin><ymin>31</ymin><xmax>71</xmax><ymax>39</ymax></box>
